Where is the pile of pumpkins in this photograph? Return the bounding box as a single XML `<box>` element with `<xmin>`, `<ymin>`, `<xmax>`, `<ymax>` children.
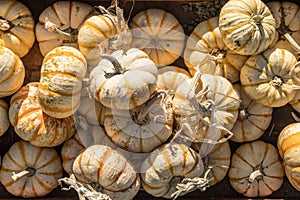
<box><xmin>0</xmin><ymin>0</ymin><xmax>300</xmax><ymax>199</ymax></box>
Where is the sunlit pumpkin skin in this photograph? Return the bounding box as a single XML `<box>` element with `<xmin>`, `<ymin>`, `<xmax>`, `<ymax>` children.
<box><xmin>219</xmin><ymin>0</ymin><xmax>276</xmax><ymax>55</ymax></box>
<box><xmin>9</xmin><ymin>82</ymin><xmax>76</xmax><ymax>147</ymax></box>
<box><xmin>38</xmin><ymin>46</ymin><xmax>87</xmax><ymax>118</ymax></box>
<box><xmin>89</xmin><ymin>48</ymin><xmax>157</xmax><ymax>110</ymax></box>
<box><xmin>277</xmin><ymin>123</ymin><xmax>300</xmax><ymax>191</ymax></box>
<box><xmin>267</xmin><ymin>1</ymin><xmax>300</xmax><ymax>57</ymax></box>
<box><xmin>36</xmin><ymin>1</ymin><xmax>93</xmax><ymax>56</ymax></box>
<box><xmin>0</xmin><ymin>140</ymin><xmax>63</xmax><ymax>198</ymax></box>
<box><xmin>130</xmin><ymin>8</ymin><xmax>185</xmax><ymax>66</ymax></box>
<box><xmin>0</xmin><ymin>46</ymin><xmax>25</xmax><ymax>98</ymax></box>
<box><xmin>240</xmin><ymin>48</ymin><xmax>298</xmax><ymax>107</ymax></box>
<box><xmin>184</xmin><ymin>17</ymin><xmax>248</xmax><ymax>83</ymax></box>
<box><xmin>73</xmin><ymin>144</ymin><xmax>141</xmax><ymax>200</ymax></box>
<box><xmin>0</xmin><ymin>0</ymin><xmax>35</xmax><ymax>57</ymax></box>
<box><xmin>231</xmin><ymin>83</ymin><xmax>273</xmax><ymax>142</ymax></box>
<box><xmin>140</xmin><ymin>143</ymin><xmax>204</xmax><ymax>198</ymax></box>
<box><xmin>229</xmin><ymin>141</ymin><xmax>284</xmax><ymax>197</ymax></box>
<box><xmin>0</xmin><ymin>99</ymin><xmax>9</xmax><ymax>137</ymax></box>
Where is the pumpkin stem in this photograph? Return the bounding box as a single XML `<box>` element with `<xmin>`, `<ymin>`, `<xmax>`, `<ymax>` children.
<box><xmin>251</xmin><ymin>14</ymin><xmax>264</xmax><ymax>25</ymax></box>
<box><xmin>44</xmin><ymin>17</ymin><xmax>77</xmax><ymax>42</ymax></box>
<box><xmin>249</xmin><ymin>169</ymin><xmax>263</xmax><ymax>183</ymax></box>
<box><xmin>11</xmin><ymin>167</ymin><xmax>36</xmax><ymax>181</ymax></box>
<box><xmin>101</xmin><ymin>54</ymin><xmax>123</xmax><ymax>76</ymax></box>
<box><xmin>0</xmin><ymin>18</ymin><xmax>14</xmax><ymax>31</ymax></box>
<box><xmin>271</xmin><ymin>75</ymin><xmax>283</xmax><ymax>87</ymax></box>
<box><xmin>239</xmin><ymin>109</ymin><xmax>249</xmax><ymax>121</ymax></box>
<box><xmin>292</xmin><ymin>112</ymin><xmax>300</xmax><ymax>122</ymax></box>
<box><xmin>284</xmin><ymin>33</ymin><xmax>300</xmax><ymax>55</ymax></box>
<box><xmin>210</xmin><ymin>49</ymin><xmax>226</xmax><ymax>63</ymax></box>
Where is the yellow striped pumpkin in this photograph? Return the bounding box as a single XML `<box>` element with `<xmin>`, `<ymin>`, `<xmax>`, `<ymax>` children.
<box><xmin>0</xmin><ymin>140</ymin><xmax>63</xmax><ymax>198</ymax></box>
<box><xmin>231</xmin><ymin>83</ymin><xmax>273</xmax><ymax>142</ymax></box>
<box><xmin>36</xmin><ymin>1</ymin><xmax>93</xmax><ymax>56</ymax></box>
<box><xmin>0</xmin><ymin>0</ymin><xmax>35</xmax><ymax>57</ymax></box>
<box><xmin>184</xmin><ymin>17</ymin><xmax>248</xmax><ymax>83</ymax></box>
<box><xmin>0</xmin><ymin>99</ymin><xmax>9</xmax><ymax>137</ymax></box>
<box><xmin>267</xmin><ymin>1</ymin><xmax>300</xmax><ymax>57</ymax></box>
<box><xmin>38</xmin><ymin>46</ymin><xmax>87</xmax><ymax>118</ymax></box>
<box><xmin>89</xmin><ymin>48</ymin><xmax>157</xmax><ymax>110</ymax></box>
<box><xmin>219</xmin><ymin>0</ymin><xmax>276</xmax><ymax>55</ymax></box>
<box><xmin>277</xmin><ymin>123</ymin><xmax>300</xmax><ymax>191</ymax></box>
<box><xmin>72</xmin><ymin>144</ymin><xmax>141</xmax><ymax>200</ymax></box>
<box><xmin>130</xmin><ymin>8</ymin><xmax>185</xmax><ymax>66</ymax></box>
<box><xmin>140</xmin><ymin>143</ymin><xmax>204</xmax><ymax>198</ymax></box>
<box><xmin>229</xmin><ymin>140</ymin><xmax>284</xmax><ymax>197</ymax></box>
<box><xmin>194</xmin><ymin>141</ymin><xmax>231</xmax><ymax>186</ymax></box>
<box><xmin>9</xmin><ymin>82</ymin><xmax>76</xmax><ymax>147</ymax></box>
<box><xmin>78</xmin><ymin>8</ymin><xmax>132</xmax><ymax>69</ymax></box>
<box><xmin>240</xmin><ymin>48</ymin><xmax>298</xmax><ymax>107</ymax></box>
<box><xmin>0</xmin><ymin>46</ymin><xmax>25</xmax><ymax>98</ymax></box>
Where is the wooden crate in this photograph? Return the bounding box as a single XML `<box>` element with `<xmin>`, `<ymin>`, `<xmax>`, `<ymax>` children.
<box><xmin>1</xmin><ymin>0</ymin><xmax>300</xmax><ymax>199</ymax></box>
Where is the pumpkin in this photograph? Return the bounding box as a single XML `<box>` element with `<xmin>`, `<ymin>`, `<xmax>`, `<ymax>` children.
<box><xmin>0</xmin><ymin>46</ymin><xmax>25</xmax><ymax>98</ymax></box>
<box><xmin>266</xmin><ymin>1</ymin><xmax>300</xmax><ymax>57</ymax></box>
<box><xmin>140</xmin><ymin>143</ymin><xmax>204</xmax><ymax>198</ymax></box>
<box><xmin>240</xmin><ymin>48</ymin><xmax>299</xmax><ymax>107</ymax></box>
<box><xmin>277</xmin><ymin>122</ymin><xmax>300</xmax><ymax>191</ymax></box>
<box><xmin>194</xmin><ymin>141</ymin><xmax>231</xmax><ymax>187</ymax></box>
<box><xmin>78</xmin><ymin>5</ymin><xmax>132</xmax><ymax>69</ymax></box>
<box><xmin>219</xmin><ymin>0</ymin><xmax>276</xmax><ymax>55</ymax></box>
<box><xmin>104</xmin><ymin>91</ymin><xmax>173</xmax><ymax>152</ymax></box>
<box><xmin>0</xmin><ymin>0</ymin><xmax>35</xmax><ymax>57</ymax></box>
<box><xmin>35</xmin><ymin>1</ymin><xmax>93</xmax><ymax>57</ymax></box>
<box><xmin>290</xmin><ymin>90</ymin><xmax>300</xmax><ymax>113</ymax></box>
<box><xmin>228</xmin><ymin>140</ymin><xmax>284</xmax><ymax>197</ymax></box>
<box><xmin>184</xmin><ymin>16</ymin><xmax>248</xmax><ymax>83</ymax></box>
<box><xmin>130</xmin><ymin>8</ymin><xmax>185</xmax><ymax>66</ymax></box>
<box><xmin>230</xmin><ymin>83</ymin><xmax>273</xmax><ymax>142</ymax></box>
<box><xmin>89</xmin><ymin>48</ymin><xmax>157</xmax><ymax>110</ymax></box>
<box><xmin>0</xmin><ymin>140</ymin><xmax>62</xmax><ymax>198</ymax></box>
<box><xmin>0</xmin><ymin>99</ymin><xmax>9</xmax><ymax>137</ymax></box>
<box><xmin>38</xmin><ymin>46</ymin><xmax>87</xmax><ymax>118</ymax></box>
<box><xmin>72</xmin><ymin>144</ymin><xmax>141</xmax><ymax>200</ymax></box>
<box><xmin>9</xmin><ymin>82</ymin><xmax>76</xmax><ymax>147</ymax></box>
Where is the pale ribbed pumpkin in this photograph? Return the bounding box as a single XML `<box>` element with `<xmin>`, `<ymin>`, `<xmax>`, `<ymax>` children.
<box><xmin>0</xmin><ymin>46</ymin><xmax>25</xmax><ymax>98</ymax></box>
<box><xmin>9</xmin><ymin>82</ymin><xmax>76</xmax><ymax>147</ymax></box>
<box><xmin>130</xmin><ymin>8</ymin><xmax>185</xmax><ymax>66</ymax></box>
<box><xmin>104</xmin><ymin>92</ymin><xmax>173</xmax><ymax>152</ymax></box>
<box><xmin>0</xmin><ymin>99</ymin><xmax>9</xmax><ymax>137</ymax></box>
<box><xmin>267</xmin><ymin>1</ymin><xmax>300</xmax><ymax>57</ymax></box>
<box><xmin>38</xmin><ymin>46</ymin><xmax>87</xmax><ymax>118</ymax></box>
<box><xmin>219</xmin><ymin>0</ymin><xmax>276</xmax><ymax>55</ymax></box>
<box><xmin>78</xmin><ymin>6</ymin><xmax>132</xmax><ymax>69</ymax></box>
<box><xmin>240</xmin><ymin>48</ymin><xmax>299</xmax><ymax>107</ymax></box>
<box><xmin>290</xmin><ymin>90</ymin><xmax>300</xmax><ymax>113</ymax></box>
<box><xmin>140</xmin><ymin>143</ymin><xmax>204</xmax><ymax>198</ymax></box>
<box><xmin>36</xmin><ymin>1</ymin><xmax>93</xmax><ymax>56</ymax></box>
<box><xmin>228</xmin><ymin>141</ymin><xmax>284</xmax><ymax>197</ymax></box>
<box><xmin>0</xmin><ymin>140</ymin><xmax>63</xmax><ymax>198</ymax></box>
<box><xmin>231</xmin><ymin>83</ymin><xmax>273</xmax><ymax>142</ymax></box>
<box><xmin>184</xmin><ymin>17</ymin><xmax>248</xmax><ymax>83</ymax></box>
<box><xmin>72</xmin><ymin>144</ymin><xmax>141</xmax><ymax>200</ymax></box>
<box><xmin>277</xmin><ymin>123</ymin><xmax>300</xmax><ymax>191</ymax></box>
<box><xmin>89</xmin><ymin>48</ymin><xmax>157</xmax><ymax>110</ymax></box>
<box><xmin>0</xmin><ymin>0</ymin><xmax>35</xmax><ymax>57</ymax></box>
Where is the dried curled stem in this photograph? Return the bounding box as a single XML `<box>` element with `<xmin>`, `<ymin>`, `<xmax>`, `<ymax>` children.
<box><xmin>44</xmin><ymin>17</ymin><xmax>75</xmax><ymax>41</ymax></box>
<box><xmin>0</xmin><ymin>19</ymin><xmax>11</xmax><ymax>31</ymax></box>
<box><xmin>58</xmin><ymin>174</ymin><xmax>112</xmax><ymax>200</ymax></box>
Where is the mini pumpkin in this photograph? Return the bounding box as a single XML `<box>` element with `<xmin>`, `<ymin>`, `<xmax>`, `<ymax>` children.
<box><xmin>0</xmin><ymin>140</ymin><xmax>63</xmax><ymax>198</ymax></box>
<box><xmin>9</xmin><ymin>82</ymin><xmax>76</xmax><ymax>147</ymax></box>
<box><xmin>38</xmin><ymin>46</ymin><xmax>87</xmax><ymax>118</ymax></box>
<box><xmin>277</xmin><ymin>122</ymin><xmax>300</xmax><ymax>191</ymax></box>
<box><xmin>89</xmin><ymin>48</ymin><xmax>157</xmax><ymax>110</ymax></box>
<box><xmin>184</xmin><ymin>17</ymin><xmax>248</xmax><ymax>83</ymax></box>
<box><xmin>0</xmin><ymin>99</ymin><xmax>9</xmax><ymax>137</ymax></box>
<box><xmin>130</xmin><ymin>8</ymin><xmax>185</xmax><ymax>66</ymax></box>
<box><xmin>0</xmin><ymin>46</ymin><xmax>25</xmax><ymax>98</ymax></box>
<box><xmin>219</xmin><ymin>0</ymin><xmax>276</xmax><ymax>55</ymax></box>
<box><xmin>35</xmin><ymin>1</ymin><xmax>93</xmax><ymax>56</ymax></box>
<box><xmin>290</xmin><ymin>90</ymin><xmax>300</xmax><ymax>113</ymax></box>
<box><xmin>228</xmin><ymin>140</ymin><xmax>284</xmax><ymax>197</ymax></box>
<box><xmin>72</xmin><ymin>144</ymin><xmax>141</xmax><ymax>200</ymax></box>
<box><xmin>230</xmin><ymin>83</ymin><xmax>273</xmax><ymax>142</ymax></box>
<box><xmin>140</xmin><ymin>143</ymin><xmax>204</xmax><ymax>199</ymax></box>
<box><xmin>0</xmin><ymin>0</ymin><xmax>35</xmax><ymax>57</ymax></box>
<box><xmin>240</xmin><ymin>48</ymin><xmax>299</xmax><ymax>107</ymax></box>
